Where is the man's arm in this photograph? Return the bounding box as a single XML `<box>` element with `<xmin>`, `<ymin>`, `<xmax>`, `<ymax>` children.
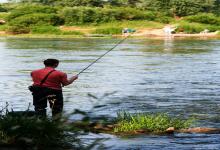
<box><xmin>61</xmin><ymin>74</ymin><xmax>78</xmax><ymax>86</ymax></box>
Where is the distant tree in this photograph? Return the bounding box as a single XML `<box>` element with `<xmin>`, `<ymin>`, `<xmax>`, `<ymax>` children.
<box><xmin>50</xmin><ymin>0</ymin><xmax>104</xmax><ymax>7</ymax></box>
<box><xmin>171</xmin><ymin>0</ymin><xmax>216</xmax><ymax>16</ymax></box>
<box><xmin>212</xmin><ymin>0</ymin><xmax>220</xmax><ymax>15</ymax></box>
<box><xmin>138</xmin><ymin>0</ymin><xmax>172</xmax><ymax>11</ymax></box>
<box><xmin>107</xmin><ymin>0</ymin><xmax>122</xmax><ymax>6</ymax></box>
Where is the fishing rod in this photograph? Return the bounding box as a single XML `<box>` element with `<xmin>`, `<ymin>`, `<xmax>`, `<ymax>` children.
<box><xmin>77</xmin><ymin>34</ymin><xmax>131</xmax><ymax>76</ymax></box>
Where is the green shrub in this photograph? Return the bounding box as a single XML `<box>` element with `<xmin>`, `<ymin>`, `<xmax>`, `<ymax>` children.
<box><xmin>7</xmin><ymin>5</ymin><xmax>57</xmax><ymax>21</ymax></box>
<box><xmin>185</xmin><ymin>13</ymin><xmax>220</xmax><ymax>25</ymax></box>
<box><xmin>114</xmin><ymin>111</ymin><xmax>194</xmax><ymax>133</ymax></box>
<box><xmin>93</xmin><ymin>27</ymin><xmax>123</xmax><ymax>34</ymax></box>
<box><xmin>171</xmin><ymin>0</ymin><xmax>204</xmax><ymax>17</ymax></box>
<box><xmin>8</xmin><ymin>13</ymin><xmax>63</xmax><ymax>27</ymax></box>
<box><xmin>0</xmin><ymin>25</ymin><xmax>7</xmax><ymax>31</ymax></box>
<box><xmin>0</xmin><ymin>5</ymin><xmax>8</xmax><ymax>12</ymax></box>
<box><xmin>177</xmin><ymin>23</ymin><xmax>204</xmax><ymax>33</ymax></box>
<box><xmin>155</xmin><ymin>16</ymin><xmax>173</xmax><ymax>23</ymax></box>
<box><xmin>31</xmin><ymin>25</ymin><xmax>84</xmax><ymax>35</ymax></box>
<box><xmin>60</xmin><ymin>7</ymin><xmax>156</xmax><ymax>25</ymax></box>
<box><xmin>61</xmin><ymin>31</ymin><xmax>84</xmax><ymax>35</ymax></box>
<box><xmin>6</xmin><ymin>5</ymin><xmax>63</xmax><ymax>34</ymax></box>
<box><xmin>31</xmin><ymin>25</ymin><xmax>61</xmax><ymax>34</ymax></box>
<box><xmin>113</xmin><ymin>7</ymin><xmax>155</xmax><ymax>21</ymax></box>
<box><xmin>7</xmin><ymin>25</ymin><xmax>30</xmax><ymax>34</ymax></box>
<box><xmin>60</xmin><ymin>7</ymin><xmax>115</xmax><ymax>25</ymax></box>
<box><xmin>176</xmin><ymin>22</ymin><xmax>220</xmax><ymax>33</ymax></box>
<box><xmin>0</xmin><ymin>12</ymin><xmax>9</xmax><ymax>20</ymax></box>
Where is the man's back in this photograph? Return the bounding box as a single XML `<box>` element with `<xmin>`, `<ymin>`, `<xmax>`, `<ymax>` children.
<box><xmin>31</xmin><ymin>67</ymin><xmax>68</xmax><ymax>90</ymax></box>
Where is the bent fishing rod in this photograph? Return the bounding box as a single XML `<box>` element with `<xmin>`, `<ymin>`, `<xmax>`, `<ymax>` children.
<box><xmin>77</xmin><ymin>35</ymin><xmax>131</xmax><ymax>76</ymax></box>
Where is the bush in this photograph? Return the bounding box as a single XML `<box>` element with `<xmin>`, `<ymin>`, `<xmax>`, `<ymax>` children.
<box><xmin>61</xmin><ymin>31</ymin><xmax>84</xmax><ymax>35</ymax></box>
<box><xmin>31</xmin><ymin>25</ymin><xmax>84</xmax><ymax>35</ymax></box>
<box><xmin>93</xmin><ymin>27</ymin><xmax>123</xmax><ymax>34</ymax></box>
<box><xmin>7</xmin><ymin>5</ymin><xmax>57</xmax><ymax>21</ymax></box>
<box><xmin>176</xmin><ymin>22</ymin><xmax>220</xmax><ymax>33</ymax></box>
<box><xmin>114</xmin><ymin>111</ymin><xmax>194</xmax><ymax>133</ymax></box>
<box><xmin>113</xmin><ymin>7</ymin><xmax>155</xmax><ymax>21</ymax></box>
<box><xmin>31</xmin><ymin>25</ymin><xmax>61</xmax><ymax>34</ymax></box>
<box><xmin>9</xmin><ymin>13</ymin><xmax>63</xmax><ymax>27</ymax></box>
<box><xmin>7</xmin><ymin>25</ymin><xmax>30</xmax><ymax>34</ymax></box>
<box><xmin>171</xmin><ymin>0</ymin><xmax>202</xmax><ymax>17</ymax></box>
<box><xmin>60</xmin><ymin>7</ymin><xmax>156</xmax><ymax>25</ymax></box>
<box><xmin>6</xmin><ymin>5</ymin><xmax>63</xmax><ymax>34</ymax></box>
<box><xmin>0</xmin><ymin>12</ymin><xmax>9</xmax><ymax>20</ymax></box>
<box><xmin>155</xmin><ymin>15</ymin><xmax>173</xmax><ymax>23</ymax></box>
<box><xmin>177</xmin><ymin>23</ymin><xmax>204</xmax><ymax>33</ymax></box>
<box><xmin>185</xmin><ymin>13</ymin><xmax>220</xmax><ymax>25</ymax></box>
<box><xmin>0</xmin><ymin>5</ymin><xmax>7</xmax><ymax>12</ymax></box>
<box><xmin>0</xmin><ymin>25</ymin><xmax>7</xmax><ymax>31</ymax></box>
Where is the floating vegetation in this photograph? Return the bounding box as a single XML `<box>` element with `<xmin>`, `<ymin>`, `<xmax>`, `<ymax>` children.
<box><xmin>114</xmin><ymin>111</ymin><xmax>194</xmax><ymax>134</ymax></box>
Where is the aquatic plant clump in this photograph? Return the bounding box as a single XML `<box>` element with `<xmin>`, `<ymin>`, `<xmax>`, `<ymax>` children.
<box><xmin>114</xmin><ymin>112</ymin><xmax>194</xmax><ymax>133</ymax></box>
<box><xmin>0</xmin><ymin>114</ymin><xmax>67</xmax><ymax>148</ymax></box>
<box><xmin>0</xmin><ymin>110</ymin><xmax>93</xmax><ymax>149</ymax></box>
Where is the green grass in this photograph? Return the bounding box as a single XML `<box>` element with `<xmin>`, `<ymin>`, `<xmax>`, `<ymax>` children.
<box><xmin>92</xmin><ymin>27</ymin><xmax>123</xmax><ymax>35</ymax></box>
<box><xmin>174</xmin><ymin>20</ymin><xmax>220</xmax><ymax>34</ymax></box>
<box><xmin>75</xmin><ymin>20</ymin><xmax>164</xmax><ymax>30</ymax></box>
<box><xmin>61</xmin><ymin>30</ymin><xmax>84</xmax><ymax>35</ymax></box>
<box><xmin>0</xmin><ymin>12</ymin><xmax>9</xmax><ymax>20</ymax></box>
<box><xmin>0</xmin><ymin>25</ymin><xmax>7</xmax><ymax>31</ymax></box>
<box><xmin>114</xmin><ymin>111</ymin><xmax>194</xmax><ymax>133</ymax></box>
<box><xmin>31</xmin><ymin>25</ymin><xmax>84</xmax><ymax>35</ymax></box>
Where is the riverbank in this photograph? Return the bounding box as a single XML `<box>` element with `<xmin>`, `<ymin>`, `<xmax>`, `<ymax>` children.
<box><xmin>0</xmin><ymin>26</ymin><xmax>219</xmax><ymax>39</ymax></box>
<box><xmin>0</xmin><ymin>30</ymin><xmax>219</xmax><ymax>39</ymax></box>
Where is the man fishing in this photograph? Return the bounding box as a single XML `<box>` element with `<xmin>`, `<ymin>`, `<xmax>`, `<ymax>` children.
<box><xmin>30</xmin><ymin>59</ymin><xmax>78</xmax><ymax>118</ymax></box>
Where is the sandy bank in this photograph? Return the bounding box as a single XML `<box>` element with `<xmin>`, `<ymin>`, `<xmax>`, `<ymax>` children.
<box><xmin>131</xmin><ymin>28</ymin><xmax>219</xmax><ymax>38</ymax></box>
<box><xmin>0</xmin><ymin>26</ymin><xmax>219</xmax><ymax>39</ymax></box>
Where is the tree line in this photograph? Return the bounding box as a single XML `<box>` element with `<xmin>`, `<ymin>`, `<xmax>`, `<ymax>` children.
<box><xmin>7</xmin><ymin>0</ymin><xmax>220</xmax><ymax>16</ymax></box>
<box><xmin>2</xmin><ymin>0</ymin><xmax>220</xmax><ymax>34</ymax></box>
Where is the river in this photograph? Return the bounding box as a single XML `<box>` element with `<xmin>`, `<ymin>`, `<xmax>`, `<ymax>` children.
<box><xmin>0</xmin><ymin>37</ymin><xmax>220</xmax><ymax>149</ymax></box>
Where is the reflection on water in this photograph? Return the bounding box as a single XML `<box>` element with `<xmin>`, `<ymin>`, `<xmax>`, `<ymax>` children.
<box><xmin>1</xmin><ymin>37</ymin><xmax>220</xmax><ymax>149</ymax></box>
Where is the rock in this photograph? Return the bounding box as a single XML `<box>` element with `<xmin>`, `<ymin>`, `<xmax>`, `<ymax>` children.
<box><xmin>179</xmin><ymin>127</ymin><xmax>220</xmax><ymax>134</ymax></box>
<box><xmin>94</xmin><ymin>124</ymin><xmax>104</xmax><ymax>130</ymax></box>
<box><xmin>0</xmin><ymin>20</ymin><xmax>5</xmax><ymax>24</ymax></box>
<box><xmin>166</xmin><ymin>127</ymin><xmax>175</xmax><ymax>134</ymax></box>
<box><xmin>134</xmin><ymin>129</ymin><xmax>146</xmax><ymax>134</ymax></box>
<box><xmin>106</xmin><ymin>125</ymin><xmax>114</xmax><ymax>129</ymax></box>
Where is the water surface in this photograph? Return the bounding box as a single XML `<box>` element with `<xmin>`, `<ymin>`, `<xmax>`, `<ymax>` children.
<box><xmin>0</xmin><ymin>37</ymin><xmax>220</xmax><ymax>149</ymax></box>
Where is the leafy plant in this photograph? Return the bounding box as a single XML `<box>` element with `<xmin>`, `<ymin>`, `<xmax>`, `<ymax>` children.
<box><xmin>114</xmin><ymin>111</ymin><xmax>194</xmax><ymax>133</ymax></box>
<box><xmin>185</xmin><ymin>13</ymin><xmax>220</xmax><ymax>25</ymax></box>
<box><xmin>31</xmin><ymin>25</ymin><xmax>62</xmax><ymax>34</ymax></box>
<box><xmin>176</xmin><ymin>21</ymin><xmax>220</xmax><ymax>33</ymax></box>
<box><xmin>9</xmin><ymin>13</ymin><xmax>63</xmax><ymax>27</ymax></box>
<box><xmin>60</xmin><ymin>7</ymin><xmax>156</xmax><ymax>25</ymax></box>
<box><xmin>7</xmin><ymin>25</ymin><xmax>30</xmax><ymax>34</ymax></box>
<box><xmin>93</xmin><ymin>27</ymin><xmax>123</xmax><ymax>34</ymax></box>
<box><xmin>7</xmin><ymin>4</ymin><xmax>58</xmax><ymax>21</ymax></box>
<box><xmin>0</xmin><ymin>108</ymin><xmax>103</xmax><ymax>149</ymax></box>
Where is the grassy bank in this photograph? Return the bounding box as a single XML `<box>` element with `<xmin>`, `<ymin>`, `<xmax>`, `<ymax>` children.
<box><xmin>0</xmin><ymin>4</ymin><xmax>219</xmax><ymax>37</ymax></box>
<box><xmin>1</xmin><ymin>9</ymin><xmax>220</xmax><ymax>38</ymax></box>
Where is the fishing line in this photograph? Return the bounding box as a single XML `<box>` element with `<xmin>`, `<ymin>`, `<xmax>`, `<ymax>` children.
<box><xmin>77</xmin><ymin>35</ymin><xmax>131</xmax><ymax>76</ymax></box>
